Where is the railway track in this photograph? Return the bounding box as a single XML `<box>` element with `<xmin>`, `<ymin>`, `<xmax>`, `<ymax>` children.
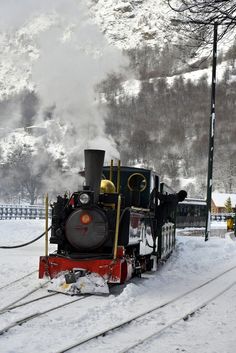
<box><xmin>0</xmin><ymin>270</ymin><xmax>38</xmax><ymax>291</ymax></box>
<box><xmin>53</xmin><ymin>264</ymin><xmax>236</xmax><ymax>353</ymax></box>
<box><xmin>0</xmin><ymin>294</ymin><xmax>90</xmax><ymax>336</ymax></box>
<box><xmin>117</xmin><ymin>280</ymin><xmax>236</xmax><ymax>353</ymax></box>
<box><xmin>0</xmin><ymin>276</ymin><xmax>51</xmax><ymax>313</ymax></box>
<box><xmin>0</xmin><ymin>292</ymin><xmax>58</xmax><ymax>314</ymax></box>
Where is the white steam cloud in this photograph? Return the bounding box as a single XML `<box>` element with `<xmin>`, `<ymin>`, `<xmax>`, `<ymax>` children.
<box><xmin>0</xmin><ymin>0</ymin><xmax>128</xmax><ymax>195</ymax></box>
<box><xmin>31</xmin><ymin>1</ymin><xmax>126</xmax><ymax>163</ymax></box>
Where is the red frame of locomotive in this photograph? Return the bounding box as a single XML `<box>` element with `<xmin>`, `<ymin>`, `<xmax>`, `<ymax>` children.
<box><xmin>39</xmin><ymin>246</ymin><xmax>132</xmax><ymax>284</ymax></box>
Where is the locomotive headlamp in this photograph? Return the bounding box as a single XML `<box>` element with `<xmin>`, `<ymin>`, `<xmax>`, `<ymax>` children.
<box><xmin>79</xmin><ymin>193</ymin><xmax>90</xmax><ymax>205</ymax></box>
<box><xmin>80</xmin><ymin>212</ymin><xmax>93</xmax><ymax>225</ymax></box>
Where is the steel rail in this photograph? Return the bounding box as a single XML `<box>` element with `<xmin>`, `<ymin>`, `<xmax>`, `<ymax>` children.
<box><xmin>118</xmin><ymin>280</ymin><xmax>236</xmax><ymax>353</ymax></box>
<box><xmin>0</xmin><ymin>270</ymin><xmax>38</xmax><ymax>291</ymax></box>
<box><xmin>0</xmin><ymin>292</ymin><xmax>59</xmax><ymax>314</ymax></box>
<box><xmin>0</xmin><ymin>295</ymin><xmax>90</xmax><ymax>336</ymax></box>
<box><xmin>54</xmin><ymin>264</ymin><xmax>236</xmax><ymax>353</ymax></box>
<box><xmin>0</xmin><ymin>279</ymin><xmax>51</xmax><ymax>313</ymax></box>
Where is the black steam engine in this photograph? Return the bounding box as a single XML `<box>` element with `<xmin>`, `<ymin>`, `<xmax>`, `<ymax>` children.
<box><xmin>39</xmin><ymin>149</ymin><xmax>176</xmax><ymax>283</ymax></box>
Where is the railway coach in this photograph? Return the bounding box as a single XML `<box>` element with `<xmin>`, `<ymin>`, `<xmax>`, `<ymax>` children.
<box><xmin>176</xmin><ymin>198</ymin><xmax>207</xmax><ymax>228</ymax></box>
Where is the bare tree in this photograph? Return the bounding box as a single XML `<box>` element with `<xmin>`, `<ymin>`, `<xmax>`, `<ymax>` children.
<box><xmin>168</xmin><ymin>0</ymin><xmax>236</xmax><ymax>43</ymax></box>
<box><xmin>3</xmin><ymin>145</ymin><xmax>44</xmax><ymax>204</ymax></box>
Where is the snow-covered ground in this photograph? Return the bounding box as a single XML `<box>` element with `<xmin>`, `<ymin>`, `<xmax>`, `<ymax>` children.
<box><xmin>0</xmin><ymin>219</ymin><xmax>236</xmax><ymax>353</ymax></box>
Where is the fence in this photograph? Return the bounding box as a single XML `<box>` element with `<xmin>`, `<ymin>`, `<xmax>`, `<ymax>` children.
<box><xmin>211</xmin><ymin>213</ymin><xmax>235</xmax><ymax>221</ymax></box>
<box><xmin>0</xmin><ymin>204</ymin><xmax>234</xmax><ymax>222</ymax></box>
<box><xmin>0</xmin><ymin>204</ymin><xmax>52</xmax><ymax>220</ymax></box>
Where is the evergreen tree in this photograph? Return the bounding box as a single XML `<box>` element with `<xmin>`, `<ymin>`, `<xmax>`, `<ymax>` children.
<box><xmin>225</xmin><ymin>197</ymin><xmax>233</xmax><ymax>213</ymax></box>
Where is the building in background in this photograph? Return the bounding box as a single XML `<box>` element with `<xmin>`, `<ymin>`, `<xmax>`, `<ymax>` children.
<box><xmin>211</xmin><ymin>192</ymin><xmax>236</xmax><ymax>213</ymax></box>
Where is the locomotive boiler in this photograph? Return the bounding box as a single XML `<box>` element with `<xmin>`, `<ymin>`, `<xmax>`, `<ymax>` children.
<box><xmin>39</xmin><ymin>149</ymin><xmax>176</xmax><ymax>284</ymax></box>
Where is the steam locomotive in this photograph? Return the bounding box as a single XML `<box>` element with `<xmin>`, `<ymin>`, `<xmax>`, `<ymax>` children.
<box><xmin>39</xmin><ymin>149</ymin><xmax>176</xmax><ymax>284</ymax></box>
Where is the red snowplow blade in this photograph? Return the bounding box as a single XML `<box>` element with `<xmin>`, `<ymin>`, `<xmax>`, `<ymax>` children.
<box><xmin>39</xmin><ymin>252</ymin><xmax>130</xmax><ymax>284</ymax></box>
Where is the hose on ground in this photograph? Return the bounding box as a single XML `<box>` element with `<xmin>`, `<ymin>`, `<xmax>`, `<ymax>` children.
<box><xmin>0</xmin><ymin>226</ymin><xmax>52</xmax><ymax>249</ymax></box>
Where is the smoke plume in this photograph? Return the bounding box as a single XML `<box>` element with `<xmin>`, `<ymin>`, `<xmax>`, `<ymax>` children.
<box><xmin>0</xmin><ymin>0</ymin><xmax>128</xmax><ymax>196</ymax></box>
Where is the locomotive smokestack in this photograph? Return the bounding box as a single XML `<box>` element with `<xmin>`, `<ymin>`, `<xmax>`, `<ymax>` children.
<box><xmin>84</xmin><ymin>149</ymin><xmax>105</xmax><ymax>203</ymax></box>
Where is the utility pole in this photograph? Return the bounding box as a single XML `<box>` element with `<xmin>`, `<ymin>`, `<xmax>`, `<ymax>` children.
<box><xmin>205</xmin><ymin>23</ymin><xmax>218</xmax><ymax>241</ymax></box>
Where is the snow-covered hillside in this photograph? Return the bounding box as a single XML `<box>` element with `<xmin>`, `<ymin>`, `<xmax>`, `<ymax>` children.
<box><xmin>88</xmin><ymin>0</ymin><xmax>174</xmax><ymax>49</ymax></box>
<box><xmin>0</xmin><ymin>13</ymin><xmax>57</xmax><ymax>101</ymax></box>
